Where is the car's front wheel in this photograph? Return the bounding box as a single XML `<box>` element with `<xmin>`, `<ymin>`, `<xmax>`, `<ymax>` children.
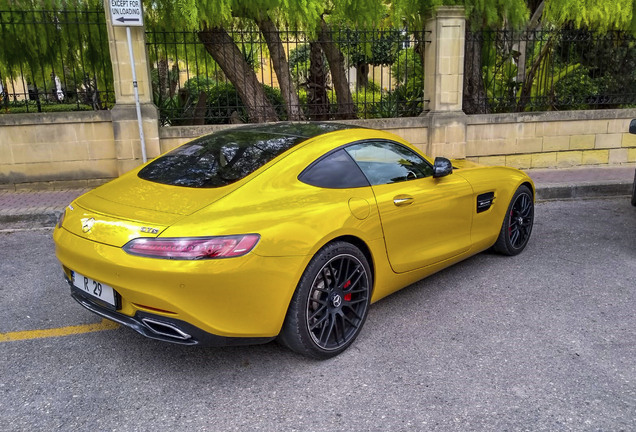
<box><xmin>278</xmin><ymin>241</ymin><xmax>372</xmax><ymax>359</ymax></box>
<box><xmin>493</xmin><ymin>185</ymin><xmax>534</xmax><ymax>256</ymax></box>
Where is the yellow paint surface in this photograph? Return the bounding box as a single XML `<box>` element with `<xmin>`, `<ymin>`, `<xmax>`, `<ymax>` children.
<box><xmin>0</xmin><ymin>319</ymin><xmax>119</xmax><ymax>343</ymax></box>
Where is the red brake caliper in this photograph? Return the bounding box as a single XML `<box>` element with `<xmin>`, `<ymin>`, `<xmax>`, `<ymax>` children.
<box><xmin>343</xmin><ymin>280</ymin><xmax>352</xmax><ymax>301</ymax></box>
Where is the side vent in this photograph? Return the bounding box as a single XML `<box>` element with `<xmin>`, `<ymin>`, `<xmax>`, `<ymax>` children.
<box><xmin>476</xmin><ymin>192</ymin><xmax>495</xmax><ymax>213</ymax></box>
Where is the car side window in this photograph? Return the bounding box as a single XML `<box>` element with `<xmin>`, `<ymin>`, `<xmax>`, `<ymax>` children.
<box><xmin>298</xmin><ymin>149</ymin><xmax>370</xmax><ymax>189</ymax></box>
<box><xmin>345</xmin><ymin>141</ymin><xmax>434</xmax><ymax>185</ymax></box>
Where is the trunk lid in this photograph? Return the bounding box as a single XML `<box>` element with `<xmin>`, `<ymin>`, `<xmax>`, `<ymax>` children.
<box><xmin>63</xmin><ymin>173</ymin><xmax>239</xmax><ymax>247</ymax></box>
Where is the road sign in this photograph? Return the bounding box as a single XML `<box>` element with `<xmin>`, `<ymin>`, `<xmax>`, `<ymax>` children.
<box><xmin>109</xmin><ymin>0</ymin><xmax>144</xmax><ymax>27</ymax></box>
<box><xmin>108</xmin><ymin>0</ymin><xmax>148</xmax><ymax>162</ymax></box>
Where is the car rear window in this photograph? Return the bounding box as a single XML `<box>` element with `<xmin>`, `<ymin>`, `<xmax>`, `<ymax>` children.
<box><xmin>138</xmin><ymin>123</ymin><xmax>357</xmax><ymax>188</ymax></box>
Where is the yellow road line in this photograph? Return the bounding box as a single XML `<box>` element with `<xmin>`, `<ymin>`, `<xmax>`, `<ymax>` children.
<box><xmin>0</xmin><ymin>318</ymin><xmax>119</xmax><ymax>342</ymax></box>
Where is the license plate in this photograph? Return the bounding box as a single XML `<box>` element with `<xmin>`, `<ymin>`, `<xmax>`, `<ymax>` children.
<box><xmin>71</xmin><ymin>271</ymin><xmax>116</xmax><ymax>307</ymax></box>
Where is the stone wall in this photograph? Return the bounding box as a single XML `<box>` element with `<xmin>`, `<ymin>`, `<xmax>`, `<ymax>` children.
<box><xmin>158</xmin><ymin>111</ymin><xmax>636</xmax><ymax>170</ymax></box>
<box><xmin>465</xmin><ymin>109</ymin><xmax>636</xmax><ymax>168</ymax></box>
<box><xmin>2</xmin><ymin>108</ymin><xmax>635</xmax><ymax>190</ymax></box>
<box><xmin>0</xmin><ymin>112</ymin><xmax>118</xmax><ymax>190</ymax></box>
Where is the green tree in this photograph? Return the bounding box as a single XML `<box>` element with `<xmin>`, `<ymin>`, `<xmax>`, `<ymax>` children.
<box><xmin>152</xmin><ymin>0</ymin><xmax>389</xmax><ymax>122</ymax></box>
<box><xmin>317</xmin><ymin>1</ymin><xmax>388</xmax><ymax>118</ymax></box>
<box><xmin>162</xmin><ymin>0</ymin><xmax>302</xmax><ymax>122</ymax></box>
<box><xmin>0</xmin><ymin>0</ymin><xmax>112</xmax><ymax>109</ymax></box>
<box><xmin>514</xmin><ymin>1</ymin><xmax>636</xmax><ymax>111</ymax></box>
<box><xmin>543</xmin><ymin>0</ymin><xmax>634</xmax><ymax>31</ymax></box>
<box><xmin>340</xmin><ymin>28</ymin><xmax>404</xmax><ymax>90</ymax></box>
<box><xmin>391</xmin><ymin>0</ymin><xmax>529</xmax><ymax>113</ymax></box>
<box><xmin>392</xmin><ymin>0</ymin><xmax>636</xmax><ymax>114</ymax></box>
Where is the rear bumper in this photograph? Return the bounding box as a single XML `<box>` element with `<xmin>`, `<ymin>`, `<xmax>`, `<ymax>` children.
<box><xmin>54</xmin><ymin>227</ymin><xmax>309</xmax><ymax>339</ymax></box>
<box><xmin>69</xmin><ymin>282</ymin><xmax>274</xmax><ymax>346</ymax></box>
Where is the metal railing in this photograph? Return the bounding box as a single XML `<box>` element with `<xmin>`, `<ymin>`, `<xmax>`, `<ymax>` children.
<box><xmin>465</xmin><ymin>29</ymin><xmax>636</xmax><ymax>113</ymax></box>
<box><xmin>0</xmin><ymin>7</ymin><xmax>114</xmax><ymax>114</ymax></box>
<box><xmin>146</xmin><ymin>27</ymin><xmax>426</xmax><ymax>125</ymax></box>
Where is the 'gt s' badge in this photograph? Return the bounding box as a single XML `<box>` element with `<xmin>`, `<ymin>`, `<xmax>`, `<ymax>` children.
<box><xmin>82</xmin><ymin>218</ymin><xmax>95</xmax><ymax>233</ymax></box>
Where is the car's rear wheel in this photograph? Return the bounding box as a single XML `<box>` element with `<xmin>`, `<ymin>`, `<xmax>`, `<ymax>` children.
<box><xmin>278</xmin><ymin>241</ymin><xmax>371</xmax><ymax>359</ymax></box>
<box><xmin>493</xmin><ymin>185</ymin><xmax>534</xmax><ymax>256</ymax></box>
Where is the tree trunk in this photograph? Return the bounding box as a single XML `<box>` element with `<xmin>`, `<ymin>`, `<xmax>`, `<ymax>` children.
<box><xmin>463</xmin><ymin>29</ymin><xmax>489</xmax><ymax>114</ymax></box>
<box><xmin>192</xmin><ymin>91</ymin><xmax>208</xmax><ymax>125</ymax></box>
<box><xmin>157</xmin><ymin>59</ymin><xmax>169</xmax><ymax>99</ymax></box>
<box><xmin>169</xmin><ymin>63</ymin><xmax>179</xmax><ymax>97</ymax></box>
<box><xmin>356</xmin><ymin>63</ymin><xmax>369</xmax><ymax>90</ymax></box>
<box><xmin>515</xmin><ymin>2</ymin><xmax>545</xmax><ymax>89</ymax></box>
<box><xmin>516</xmin><ymin>37</ymin><xmax>553</xmax><ymax>111</ymax></box>
<box><xmin>255</xmin><ymin>15</ymin><xmax>305</xmax><ymax>121</ymax></box>
<box><xmin>307</xmin><ymin>42</ymin><xmax>330</xmax><ymax>120</ymax></box>
<box><xmin>197</xmin><ymin>25</ymin><xmax>278</xmax><ymax>123</ymax></box>
<box><xmin>318</xmin><ymin>19</ymin><xmax>356</xmax><ymax>119</ymax></box>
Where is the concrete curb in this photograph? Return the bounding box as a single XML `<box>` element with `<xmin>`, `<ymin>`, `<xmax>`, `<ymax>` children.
<box><xmin>0</xmin><ymin>211</ymin><xmax>62</xmax><ymax>230</ymax></box>
<box><xmin>535</xmin><ymin>181</ymin><xmax>633</xmax><ymax>201</ymax></box>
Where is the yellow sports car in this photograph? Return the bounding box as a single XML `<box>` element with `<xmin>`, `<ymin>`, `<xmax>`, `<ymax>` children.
<box><xmin>54</xmin><ymin>122</ymin><xmax>534</xmax><ymax>359</ymax></box>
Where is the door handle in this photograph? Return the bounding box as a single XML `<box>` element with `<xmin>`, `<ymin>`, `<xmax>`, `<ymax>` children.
<box><xmin>393</xmin><ymin>195</ymin><xmax>414</xmax><ymax>206</ymax></box>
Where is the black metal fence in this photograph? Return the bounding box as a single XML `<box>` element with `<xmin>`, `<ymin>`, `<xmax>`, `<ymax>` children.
<box><xmin>0</xmin><ymin>8</ymin><xmax>114</xmax><ymax>114</ymax></box>
<box><xmin>146</xmin><ymin>27</ymin><xmax>426</xmax><ymax>125</ymax></box>
<box><xmin>466</xmin><ymin>29</ymin><xmax>636</xmax><ymax>113</ymax></box>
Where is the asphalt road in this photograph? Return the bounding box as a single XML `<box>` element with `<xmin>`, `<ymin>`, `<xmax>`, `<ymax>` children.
<box><xmin>1</xmin><ymin>198</ymin><xmax>634</xmax><ymax>432</ymax></box>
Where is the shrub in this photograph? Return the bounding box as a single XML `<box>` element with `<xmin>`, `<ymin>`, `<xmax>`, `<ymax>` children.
<box><xmin>553</xmin><ymin>67</ymin><xmax>599</xmax><ymax>110</ymax></box>
<box><xmin>351</xmin><ymin>89</ymin><xmax>383</xmax><ymax>118</ymax></box>
<box><xmin>0</xmin><ymin>102</ymin><xmax>94</xmax><ymax>114</ymax></box>
<box><xmin>183</xmin><ymin>76</ymin><xmax>217</xmax><ymax>95</ymax></box>
<box><xmin>391</xmin><ymin>47</ymin><xmax>423</xmax><ymax>88</ymax></box>
<box><xmin>205</xmin><ymin>82</ymin><xmax>286</xmax><ymax>124</ymax></box>
<box><xmin>389</xmin><ymin>48</ymin><xmax>424</xmax><ymax>116</ymax></box>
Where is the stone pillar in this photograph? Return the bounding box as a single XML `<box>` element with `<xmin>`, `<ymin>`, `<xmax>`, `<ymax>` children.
<box><xmin>423</xmin><ymin>6</ymin><xmax>467</xmax><ymax>159</ymax></box>
<box><xmin>103</xmin><ymin>0</ymin><xmax>160</xmax><ymax>175</ymax></box>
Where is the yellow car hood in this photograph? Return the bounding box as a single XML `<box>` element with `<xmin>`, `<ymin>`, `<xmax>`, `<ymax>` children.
<box><xmin>64</xmin><ymin>172</ymin><xmax>240</xmax><ymax>247</ymax></box>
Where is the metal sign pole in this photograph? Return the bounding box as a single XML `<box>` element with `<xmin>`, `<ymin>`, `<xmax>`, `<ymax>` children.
<box><xmin>109</xmin><ymin>0</ymin><xmax>147</xmax><ymax>164</ymax></box>
<box><xmin>125</xmin><ymin>26</ymin><xmax>147</xmax><ymax>163</ymax></box>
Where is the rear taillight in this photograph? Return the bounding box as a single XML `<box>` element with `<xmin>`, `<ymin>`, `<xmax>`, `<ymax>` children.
<box><xmin>122</xmin><ymin>234</ymin><xmax>260</xmax><ymax>260</ymax></box>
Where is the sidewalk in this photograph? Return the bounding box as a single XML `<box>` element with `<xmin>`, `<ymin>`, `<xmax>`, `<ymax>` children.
<box><xmin>0</xmin><ymin>165</ymin><xmax>634</xmax><ymax>229</ymax></box>
<box><xmin>528</xmin><ymin>165</ymin><xmax>635</xmax><ymax>200</ymax></box>
<box><xmin>0</xmin><ymin>188</ymin><xmax>89</xmax><ymax>229</ymax></box>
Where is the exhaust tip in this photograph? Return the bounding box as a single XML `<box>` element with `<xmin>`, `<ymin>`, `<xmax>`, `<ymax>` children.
<box><xmin>141</xmin><ymin>318</ymin><xmax>192</xmax><ymax>340</ymax></box>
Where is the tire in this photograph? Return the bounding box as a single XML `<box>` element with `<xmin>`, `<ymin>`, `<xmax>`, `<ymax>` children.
<box><xmin>493</xmin><ymin>185</ymin><xmax>534</xmax><ymax>256</ymax></box>
<box><xmin>278</xmin><ymin>241</ymin><xmax>372</xmax><ymax>359</ymax></box>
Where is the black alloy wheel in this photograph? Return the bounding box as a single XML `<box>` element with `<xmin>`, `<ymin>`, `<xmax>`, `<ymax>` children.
<box><xmin>279</xmin><ymin>242</ymin><xmax>371</xmax><ymax>359</ymax></box>
<box><xmin>306</xmin><ymin>253</ymin><xmax>369</xmax><ymax>351</ymax></box>
<box><xmin>494</xmin><ymin>185</ymin><xmax>534</xmax><ymax>256</ymax></box>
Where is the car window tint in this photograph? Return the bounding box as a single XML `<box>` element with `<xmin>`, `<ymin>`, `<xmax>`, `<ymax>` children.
<box><xmin>345</xmin><ymin>141</ymin><xmax>434</xmax><ymax>185</ymax></box>
<box><xmin>299</xmin><ymin>149</ymin><xmax>370</xmax><ymax>189</ymax></box>
<box><xmin>138</xmin><ymin>130</ymin><xmax>306</xmax><ymax>188</ymax></box>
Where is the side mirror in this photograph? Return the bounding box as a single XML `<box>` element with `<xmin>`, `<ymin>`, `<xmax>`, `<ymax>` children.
<box><xmin>629</xmin><ymin>119</ymin><xmax>636</xmax><ymax>134</ymax></box>
<box><xmin>433</xmin><ymin>157</ymin><xmax>453</xmax><ymax>178</ymax></box>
